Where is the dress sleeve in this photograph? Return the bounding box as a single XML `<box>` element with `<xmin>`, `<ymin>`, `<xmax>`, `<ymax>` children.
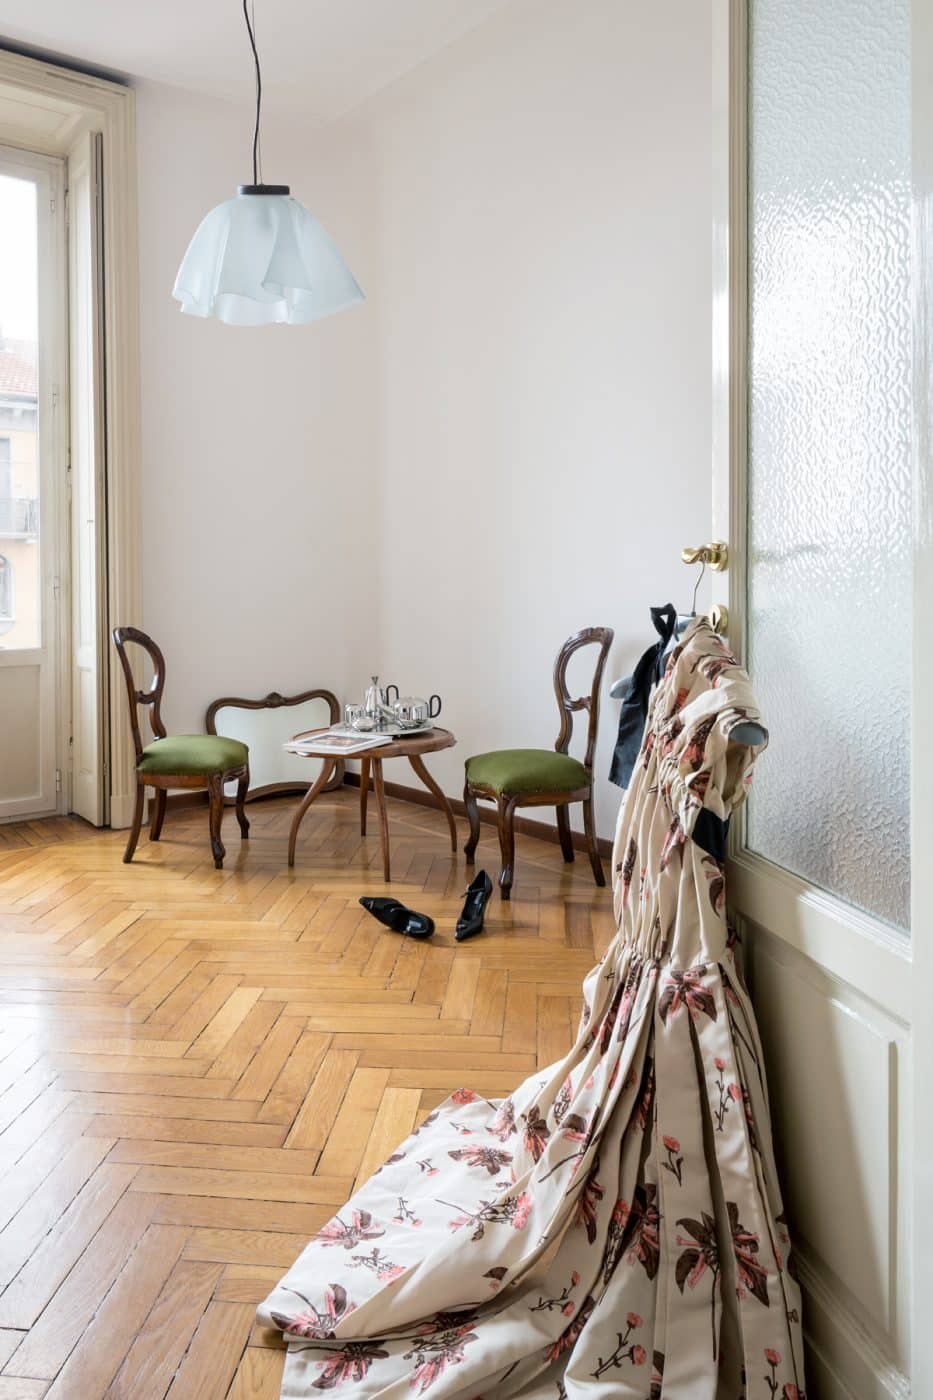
<box><xmin>660</xmin><ymin>701</ymin><xmax>768</xmax><ymax>859</ymax></box>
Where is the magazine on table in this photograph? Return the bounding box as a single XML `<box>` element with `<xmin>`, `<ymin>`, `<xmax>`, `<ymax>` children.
<box><xmin>284</xmin><ymin>726</ymin><xmax>393</xmax><ymax>757</ymax></box>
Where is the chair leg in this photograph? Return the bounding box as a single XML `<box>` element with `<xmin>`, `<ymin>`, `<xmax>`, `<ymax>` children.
<box><xmin>463</xmin><ymin>783</ymin><xmax>481</xmax><ymax>864</ymax></box>
<box><xmin>582</xmin><ymin>796</ymin><xmax>605</xmax><ymax>887</ymax></box>
<box><xmin>496</xmin><ymin>795</ymin><xmax>518</xmax><ymax>900</ymax></box>
<box><xmin>123</xmin><ymin>781</ymin><xmax>145</xmax><ymax>864</ymax></box>
<box><xmin>148</xmin><ymin>788</ymin><xmax>166</xmax><ymax>842</ymax></box>
<box><xmin>207</xmin><ymin>774</ymin><xmax>226</xmax><ymax>870</ymax></box>
<box><xmin>556</xmin><ymin>805</ymin><xmax>575</xmax><ymax>863</ymax></box>
<box><xmin>235</xmin><ymin>769</ymin><xmax>250</xmax><ymax>839</ymax></box>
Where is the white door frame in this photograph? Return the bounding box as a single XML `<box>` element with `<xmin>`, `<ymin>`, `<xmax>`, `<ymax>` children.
<box><xmin>908</xmin><ymin>0</ymin><xmax>933</xmax><ymax>1391</ymax></box>
<box><xmin>68</xmin><ymin>130</ymin><xmax>109</xmax><ymax>827</ymax></box>
<box><xmin>0</xmin><ymin>49</ymin><xmax>141</xmax><ymax>828</ymax></box>
<box><xmin>712</xmin><ymin>0</ymin><xmax>926</xmax><ymax>1391</ymax></box>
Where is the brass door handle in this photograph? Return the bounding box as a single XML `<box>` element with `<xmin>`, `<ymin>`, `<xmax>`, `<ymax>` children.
<box><xmin>681</xmin><ymin>541</ymin><xmax>728</xmax><ymax>572</ymax></box>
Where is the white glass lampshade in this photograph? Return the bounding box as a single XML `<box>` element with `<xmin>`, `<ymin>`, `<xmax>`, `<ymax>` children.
<box><xmin>173</xmin><ymin>191</ymin><xmax>364</xmax><ymax>326</ymax></box>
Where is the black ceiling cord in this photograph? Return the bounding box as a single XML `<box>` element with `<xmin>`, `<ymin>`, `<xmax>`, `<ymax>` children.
<box><xmin>238</xmin><ymin>0</ymin><xmax>290</xmax><ymax>197</ymax></box>
<box><xmin>243</xmin><ymin>0</ymin><xmax>261</xmax><ymax>186</ymax></box>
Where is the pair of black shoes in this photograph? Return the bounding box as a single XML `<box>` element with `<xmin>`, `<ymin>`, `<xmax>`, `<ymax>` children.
<box><xmin>360</xmin><ymin>871</ymin><xmax>493</xmax><ymax>942</ymax></box>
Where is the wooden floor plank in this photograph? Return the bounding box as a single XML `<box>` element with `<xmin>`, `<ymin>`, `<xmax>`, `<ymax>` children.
<box><xmin>81</xmin><ymin>1115</ymin><xmax>286</xmax><ymax>1148</ymax></box>
<box><xmin>4</xmin><ymin>1193</ymin><xmax>161</xmax><ymax>1382</ymax></box>
<box><xmin>182</xmin><ymin>1228</ymin><xmax>309</xmax><ymax>1269</ymax></box>
<box><xmin>355</xmin><ymin>1086</ymin><xmax>421</xmax><ymax>1189</ymax></box>
<box><xmin>282</xmin><ymin>1048</ymin><xmax>358</xmax><ymax>1151</ymax></box>
<box><xmin>164</xmin><ymin>1301</ymin><xmax>255</xmax><ymax>1400</ymax></box>
<box><xmin>151</xmin><ymin>1197</ymin><xmax>331</xmax><ymax>1236</ymax></box>
<box><xmin>129</xmin><ymin>1164</ymin><xmax>351</xmax><ymax>1205</ymax></box>
<box><xmin>255</xmin><ymin>1031</ymin><xmax>330</xmax><ymax>1126</ymax></box>
<box><xmin>226</xmin><ymin>1345</ymin><xmax>285</xmax><ymax>1398</ymax></box>
<box><xmin>106</xmin><ymin>1140</ymin><xmax>320</xmax><ymax>1176</ymax></box>
<box><xmin>0</xmin><ymin>1377</ymin><xmax>47</xmax><ymax>1397</ymax></box>
<box><xmin>0</xmin><ymin>1135</ymin><xmax>114</xmax><ymax>1286</ymax></box>
<box><xmin>106</xmin><ymin>1259</ymin><xmax>223</xmax><ymax>1400</ymax></box>
<box><xmin>42</xmin><ymin>1224</ymin><xmax>188</xmax><ymax>1399</ymax></box>
<box><xmin>0</xmin><ymin>1333</ymin><xmax>25</xmax><ymax>1370</ymax></box>
<box><xmin>0</xmin><ymin>1163</ymin><xmax>138</xmax><ymax>1329</ymax></box>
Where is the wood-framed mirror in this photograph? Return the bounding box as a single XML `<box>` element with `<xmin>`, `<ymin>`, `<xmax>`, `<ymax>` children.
<box><xmin>205</xmin><ymin>688</ymin><xmax>344</xmax><ymax>801</ymax></box>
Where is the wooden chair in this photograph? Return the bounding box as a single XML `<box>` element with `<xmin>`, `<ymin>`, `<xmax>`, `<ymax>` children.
<box><xmin>112</xmin><ymin>626</ymin><xmax>250</xmax><ymax>868</ymax></box>
<box><xmin>463</xmin><ymin>626</ymin><xmax>614</xmax><ymax>899</ymax></box>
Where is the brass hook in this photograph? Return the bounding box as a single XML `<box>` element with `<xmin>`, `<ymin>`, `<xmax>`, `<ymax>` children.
<box><xmin>681</xmin><ymin>541</ymin><xmax>730</xmax><ymax>635</ymax></box>
<box><xmin>709</xmin><ymin>603</ymin><xmax>729</xmax><ymax>636</ymax></box>
<box><xmin>690</xmin><ymin>559</ymin><xmax>706</xmax><ymax>614</ymax></box>
<box><xmin>680</xmin><ymin>541</ymin><xmax>728</xmax><ymax>572</ymax></box>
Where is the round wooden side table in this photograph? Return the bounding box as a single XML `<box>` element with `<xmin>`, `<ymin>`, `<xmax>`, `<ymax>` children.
<box><xmin>287</xmin><ymin>727</ymin><xmax>458</xmax><ymax>881</ymax></box>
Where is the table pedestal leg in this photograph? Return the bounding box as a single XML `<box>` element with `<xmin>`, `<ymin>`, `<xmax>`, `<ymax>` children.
<box><xmin>360</xmin><ymin>756</ymin><xmax>371</xmax><ymax>835</ymax></box>
<box><xmin>372</xmin><ymin>758</ymin><xmax>391</xmax><ymax>881</ymax></box>
<box><xmin>288</xmin><ymin>757</ymin><xmax>338</xmax><ymax>868</ymax></box>
<box><xmin>408</xmin><ymin>754</ymin><xmax>458</xmax><ymax>852</ymax></box>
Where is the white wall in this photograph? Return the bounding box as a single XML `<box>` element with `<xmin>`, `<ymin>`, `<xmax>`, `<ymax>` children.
<box><xmin>135</xmin><ymin>79</ymin><xmax>377</xmax><ymax>728</ymax></box>
<box><xmin>135</xmin><ymin>0</ymin><xmax>712</xmax><ymax>842</ymax></box>
<box><xmin>310</xmin><ymin>0</ymin><xmax>713</xmax><ymax>839</ymax></box>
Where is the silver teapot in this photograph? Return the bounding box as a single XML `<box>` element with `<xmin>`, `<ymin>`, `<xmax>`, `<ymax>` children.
<box><xmin>392</xmin><ymin>694</ymin><xmax>442</xmax><ymax>729</ymax></box>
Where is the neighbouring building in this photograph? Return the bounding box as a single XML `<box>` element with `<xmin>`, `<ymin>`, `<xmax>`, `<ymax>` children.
<box><xmin>0</xmin><ymin>334</ymin><xmax>39</xmax><ymax>650</ymax></box>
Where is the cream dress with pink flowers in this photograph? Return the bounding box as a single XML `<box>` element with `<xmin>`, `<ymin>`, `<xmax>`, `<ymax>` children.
<box><xmin>258</xmin><ymin>619</ymin><xmax>807</xmax><ymax>1399</ymax></box>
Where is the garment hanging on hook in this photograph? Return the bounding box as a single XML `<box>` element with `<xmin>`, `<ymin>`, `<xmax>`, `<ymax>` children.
<box><xmin>609</xmin><ymin>594</ymin><xmax>766</xmax><ymax>790</ymax></box>
<box><xmin>608</xmin><ymin>604</ymin><xmax>677</xmax><ymax>790</ymax></box>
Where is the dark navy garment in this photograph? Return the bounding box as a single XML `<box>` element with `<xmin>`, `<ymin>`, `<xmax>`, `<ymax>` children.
<box><xmin>608</xmin><ymin>604</ymin><xmax>677</xmax><ymax>790</ymax></box>
<box><xmin>609</xmin><ymin>606</ymin><xmax>733</xmax><ymax>862</ymax></box>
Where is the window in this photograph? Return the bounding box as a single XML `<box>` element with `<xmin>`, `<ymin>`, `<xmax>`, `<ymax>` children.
<box><xmin>0</xmin><ymin>172</ymin><xmax>40</xmax><ymax>647</ymax></box>
<box><xmin>0</xmin><ymin>552</ymin><xmax>12</xmax><ymax>622</ymax></box>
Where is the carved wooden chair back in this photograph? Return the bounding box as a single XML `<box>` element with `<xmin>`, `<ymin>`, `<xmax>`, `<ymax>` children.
<box><xmin>553</xmin><ymin>626</ymin><xmax>615</xmax><ymax>773</ymax></box>
<box><xmin>112</xmin><ymin>626</ymin><xmax>168</xmax><ymax>762</ymax></box>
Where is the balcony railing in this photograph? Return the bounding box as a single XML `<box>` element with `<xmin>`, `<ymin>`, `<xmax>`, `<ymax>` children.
<box><xmin>0</xmin><ymin>497</ymin><xmax>38</xmax><ymax>535</ymax></box>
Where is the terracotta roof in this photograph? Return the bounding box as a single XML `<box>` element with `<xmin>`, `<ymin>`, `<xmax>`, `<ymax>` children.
<box><xmin>0</xmin><ymin>340</ymin><xmax>37</xmax><ymax>398</ymax></box>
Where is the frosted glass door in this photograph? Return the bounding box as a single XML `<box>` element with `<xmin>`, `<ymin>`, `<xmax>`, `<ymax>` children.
<box><xmin>746</xmin><ymin>0</ymin><xmax>911</xmax><ymax>930</ymax></box>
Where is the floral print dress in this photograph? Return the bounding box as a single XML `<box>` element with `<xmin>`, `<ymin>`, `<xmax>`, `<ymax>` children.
<box><xmin>258</xmin><ymin>619</ymin><xmax>806</xmax><ymax>1399</ymax></box>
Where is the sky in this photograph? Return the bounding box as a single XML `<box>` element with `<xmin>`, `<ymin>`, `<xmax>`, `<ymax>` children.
<box><xmin>0</xmin><ymin>173</ymin><xmax>38</xmax><ymax>343</ymax></box>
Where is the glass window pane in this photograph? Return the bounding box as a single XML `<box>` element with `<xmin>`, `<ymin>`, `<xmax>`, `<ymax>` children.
<box><xmin>0</xmin><ymin>172</ymin><xmax>40</xmax><ymax>651</ymax></box>
<box><xmin>747</xmin><ymin>0</ymin><xmax>911</xmax><ymax>930</ymax></box>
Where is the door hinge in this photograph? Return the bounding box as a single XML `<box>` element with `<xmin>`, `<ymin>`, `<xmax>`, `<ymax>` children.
<box><xmin>55</xmin><ymin>769</ymin><xmax>62</xmax><ymax>793</ymax></box>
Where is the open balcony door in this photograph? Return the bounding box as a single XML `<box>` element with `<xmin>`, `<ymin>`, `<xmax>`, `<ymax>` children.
<box><xmin>0</xmin><ymin>146</ymin><xmax>66</xmax><ymax>823</ymax></box>
<box><xmin>68</xmin><ymin>131</ymin><xmax>108</xmax><ymax>827</ymax></box>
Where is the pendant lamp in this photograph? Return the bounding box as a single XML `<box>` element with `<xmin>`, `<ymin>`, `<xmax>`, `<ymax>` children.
<box><xmin>173</xmin><ymin>1</ymin><xmax>364</xmax><ymax>326</ymax></box>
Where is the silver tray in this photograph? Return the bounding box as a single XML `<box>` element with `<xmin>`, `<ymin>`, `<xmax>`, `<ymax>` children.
<box><xmin>332</xmin><ymin>722</ymin><xmax>435</xmax><ymax>740</ymax></box>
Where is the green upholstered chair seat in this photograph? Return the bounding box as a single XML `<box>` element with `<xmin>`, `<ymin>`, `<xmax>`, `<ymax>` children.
<box><xmin>138</xmin><ymin>735</ymin><xmax>248</xmax><ymax>777</ymax></box>
<box><xmin>465</xmin><ymin>749</ymin><xmax>590</xmax><ymax>797</ymax></box>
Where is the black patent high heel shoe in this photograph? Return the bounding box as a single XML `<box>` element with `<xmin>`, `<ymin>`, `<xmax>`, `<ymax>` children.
<box><xmin>359</xmin><ymin>896</ymin><xmax>435</xmax><ymax>939</ymax></box>
<box><xmin>455</xmin><ymin>871</ymin><xmax>493</xmax><ymax>941</ymax></box>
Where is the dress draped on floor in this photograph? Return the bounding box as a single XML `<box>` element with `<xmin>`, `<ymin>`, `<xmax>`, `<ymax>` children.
<box><xmin>258</xmin><ymin>619</ymin><xmax>807</xmax><ymax>1399</ymax></box>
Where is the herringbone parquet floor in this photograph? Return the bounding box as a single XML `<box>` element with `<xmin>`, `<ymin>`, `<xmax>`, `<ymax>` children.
<box><xmin>0</xmin><ymin>787</ymin><xmax>614</xmax><ymax>1398</ymax></box>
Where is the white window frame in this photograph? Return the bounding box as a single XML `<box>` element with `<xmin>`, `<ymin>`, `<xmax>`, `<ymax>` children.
<box><xmin>0</xmin><ymin>48</ymin><xmax>141</xmax><ymax>827</ymax></box>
